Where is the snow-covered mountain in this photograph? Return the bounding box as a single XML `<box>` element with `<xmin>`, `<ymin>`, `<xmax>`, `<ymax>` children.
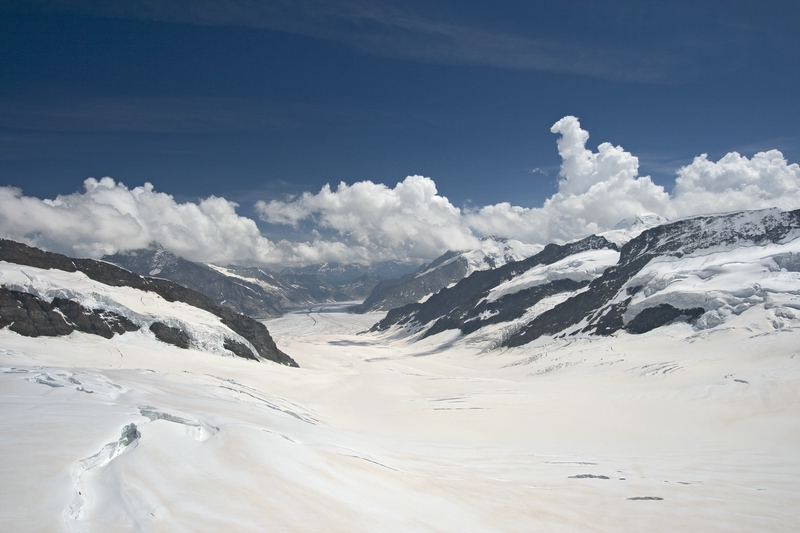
<box><xmin>352</xmin><ymin>238</ymin><xmax>543</xmax><ymax>313</ymax></box>
<box><xmin>0</xmin><ymin>239</ymin><xmax>296</xmax><ymax>366</ymax></box>
<box><xmin>599</xmin><ymin>212</ymin><xmax>670</xmax><ymax>246</ymax></box>
<box><xmin>281</xmin><ymin>260</ymin><xmax>418</xmax><ymax>287</ymax></box>
<box><xmin>104</xmin><ymin>246</ymin><xmax>354</xmax><ymax>318</ymax></box>
<box><xmin>374</xmin><ymin>208</ymin><xmax>800</xmax><ymax>347</ymax></box>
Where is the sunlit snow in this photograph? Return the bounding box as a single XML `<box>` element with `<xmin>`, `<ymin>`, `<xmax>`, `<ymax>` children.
<box><xmin>486</xmin><ymin>248</ymin><xmax>619</xmax><ymax>302</ymax></box>
<box><xmin>2</xmin><ymin>288</ymin><xmax>799</xmax><ymax>531</ymax></box>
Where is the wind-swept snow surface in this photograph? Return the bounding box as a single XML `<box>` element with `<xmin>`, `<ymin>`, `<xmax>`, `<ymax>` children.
<box><xmin>1</xmin><ymin>299</ymin><xmax>799</xmax><ymax>532</ymax></box>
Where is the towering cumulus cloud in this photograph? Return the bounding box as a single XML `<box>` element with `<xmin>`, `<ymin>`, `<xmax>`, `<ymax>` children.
<box><xmin>2</xmin><ymin>117</ymin><xmax>799</xmax><ymax>267</ymax></box>
<box><xmin>465</xmin><ymin>116</ymin><xmax>672</xmax><ymax>242</ymax></box>
<box><xmin>467</xmin><ymin>117</ymin><xmax>800</xmax><ymax>242</ymax></box>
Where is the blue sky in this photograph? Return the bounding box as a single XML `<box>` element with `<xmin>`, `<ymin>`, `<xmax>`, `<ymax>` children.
<box><xmin>1</xmin><ymin>1</ymin><xmax>799</xmax><ymax>266</ymax></box>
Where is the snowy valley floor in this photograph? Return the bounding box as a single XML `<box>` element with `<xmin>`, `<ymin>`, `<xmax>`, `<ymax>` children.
<box><xmin>2</xmin><ymin>303</ymin><xmax>799</xmax><ymax>532</ymax></box>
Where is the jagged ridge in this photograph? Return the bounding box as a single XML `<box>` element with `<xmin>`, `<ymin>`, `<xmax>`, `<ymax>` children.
<box><xmin>373</xmin><ymin>235</ymin><xmax>615</xmax><ymax>334</ymax></box>
<box><xmin>371</xmin><ymin>209</ymin><xmax>800</xmax><ymax>348</ymax></box>
<box><xmin>505</xmin><ymin>208</ymin><xmax>800</xmax><ymax>346</ymax></box>
<box><xmin>355</xmin><ymin>238</ymin><xmax>542</xmax><ymax>313</ymax></box>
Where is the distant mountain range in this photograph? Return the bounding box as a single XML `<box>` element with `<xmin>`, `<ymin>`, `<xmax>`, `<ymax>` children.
<box><xmin>351</xmin><ymin>238</ymin><xmax>543</xmax><ymax>313</ymax></box>
<box><xmin>104</xmin><ymin>240</ymin><xmax>541</xmax><ymax>320</ymax></box>
<box><xmin>372</xmin><ymin>208</ymin><xmax>800</xmax><ymax>348</ymax></box>
<box><xmin>0</xmin><ymin>240</ymin><xmax>296</xmax><ymax>366</ymax></box>
<box><xmin>5</xmin><ymin>209</ymin><xmax>795</xmax><ymax>355</ymax></box>
<box><xmin>281</xmin><ymin>261</ymin><xmax>418</xmax><ymax>286</ymax></box>
<box><xmin>351</xmin><ymin>214</ymin><xmax>667</xmax><ymax>316</ymax></box>
<box><xmin>103</xmin><ymin>247</ymin><xmax>417</xmax><ymax>318</ymax></box>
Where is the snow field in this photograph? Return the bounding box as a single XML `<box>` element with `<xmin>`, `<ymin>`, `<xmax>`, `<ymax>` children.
<box><xmin>2</xmin><ymin>298</ymin><xmax>798</xmax><ymax>532</ymax></box>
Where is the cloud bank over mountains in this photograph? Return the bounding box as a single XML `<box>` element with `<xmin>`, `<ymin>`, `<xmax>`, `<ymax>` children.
<box><xmin>2</xmin><ymin>116</ymin><xmax>798</xmax><ymax>267</ymax></box>
<box><xmin>0</xmin><ymin>179</ymin><xmax>277</xmax><ymax>264</ymax></box>
<box><xmin>463</xmin><ymin>117</ymin><xmax>800</xmax><ymax>244</ymax></box>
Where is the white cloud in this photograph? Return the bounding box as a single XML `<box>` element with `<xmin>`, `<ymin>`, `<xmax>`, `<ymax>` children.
<box><xmin>0</xmin><ymin>178</ymin><xmax>278</xmax><ymax>265</ymax></box>
<box><xmin>3</xmin><ymin>117</ymin><xmax>799</xmax><ymax>268</ymax></box>
<box><xmin>256</xmin><ymin>176</ymin><xmax>480</xmax><ymax>262</ymax></box>
<box><xmin>465</xmin><ymin>117</ymin><xmax>799</xmax><ymax>244</ymax></box>
<box><xmin>672</xmin><ymin>150</ymin><xmax>800</xmax><ymax>216</ymax></box>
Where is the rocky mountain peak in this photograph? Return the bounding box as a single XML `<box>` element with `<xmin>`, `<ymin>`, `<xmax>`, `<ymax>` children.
<box><xmin>370</xmin><ymin>209</ymin><xmax>800</xmax><ymax>350</ymax></box>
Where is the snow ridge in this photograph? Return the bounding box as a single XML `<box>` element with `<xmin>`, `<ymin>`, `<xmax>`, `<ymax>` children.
<box><xmin>372</xmin><ymin>209</ymin><xmax>800</xmax><ymax>349</ymax></box>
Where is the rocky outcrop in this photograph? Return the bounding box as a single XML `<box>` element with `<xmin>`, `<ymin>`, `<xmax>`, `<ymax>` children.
<box><xmin>624</xmin><ymin>304</ymin><xmax>705</xmax><ymax>334</ymax></box>
<box><xmin>53</xmin><ymin>297</ymin><xmax>139</xmax><ymax>338</ymax></box>
<box><xmin>0</xmin><ymin>239</ymin><xmax>296</xmax><ymax>366</ymax></box>
<box><xmin>504</xmin><ymin>208</ymin><xmax>800</xmax><ymax>347</ymax></box>
<box><xmin>0</xmin><ymin>288</ymin><xmax>139</xmax><ymax>339</ymax></box>
<box><xmin>373</xmin><ymin>235</ymin><xmax>615</xmax><ymax>334</ymax></box>
<box><xmin>223</xmin><ymin>338</ymin><xmax>258</xmax><ymax>361</ymax></box>
<box><xmin>149</xmin><ymin>322</ymin><xmax>190</xmax><ymax>349</ymax></box>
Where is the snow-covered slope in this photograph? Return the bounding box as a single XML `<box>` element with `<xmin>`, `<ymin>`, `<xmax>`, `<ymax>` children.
<box><xmin>375</xmin><ymin>209</ymin><xmax>800</xmax><ymax>348</ymax></box>
<box><xmin>353</xmin><ymin>238</ymin><xmax>543</xmax><ymax>313</ymax></box>
<box><xmin>2</xmin><ymin>293</ymin><xmax>799</xmax><ymax>532</ymax></box>
<box><xmin>4</xmin><ymin>211</ymin><xmax>800</xmax><ymax>532</ymax></box>
<box><xmin>0</xmin><ymin>239</ymin><xmax>295</xmax><ymax>365</ymax></box>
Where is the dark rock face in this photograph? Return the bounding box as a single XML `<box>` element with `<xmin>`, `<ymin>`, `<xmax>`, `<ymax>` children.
<box><xmin>0</xmin><ymin>239</ymin><xmax>79</xmax><ymax>272</ymax></box>
<box><xmin>223</xmin><ymin>338</ymin><xmax>257</xmax><ymax>361</ymax></box>
<box><xmin>373</xmin><ymin>234</ymin><xmax>616</xmax><ymax>334</ymax></box>
<box><xmin>504</xmin><ymin>209</ymin><xmax>800</xmax><ymax>347</ymax></box>
<box><xmin>0</xmin><ymin>288</ymin><xmax>72</xmax><ymax>337</ymax></box>
<box><xmin>0</xmin><ymin>239</ymin><xmax>296</xmax><ymax>366</ymax></box>
<box><xmin>52</xmin><ymin>297</ymin><xmax>139</xmax><ymax>338</ymax></box>
<box><xmin>216</xmin><ymin>308</ymin><xmax>296</xmax><ymax>366</ymax></box>
<box><xmin>353</xmin><ymin>256</ymin><xmax>469</xmax><ymax>313</ymax></box>
<box><xmin>149</xmin><ymin>322</ymin><xmax>190</xmax><ymax>349</ymax></box>
<box><xmin>624</xmin><ymin>304</ymin><xmax>705</xmax><ymax>334</ymax></box>
<box><xmin>0</xmin><ymin>288</ymin><xmax>139</xmax><ymax>339</ymax></box>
